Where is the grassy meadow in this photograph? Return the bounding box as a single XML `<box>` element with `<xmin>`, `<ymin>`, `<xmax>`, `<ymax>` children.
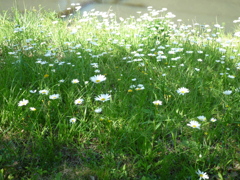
<box><xmin>0</xmin><ymin>6</ymin><xmax>240</xmax><ymax>180</ymax></box>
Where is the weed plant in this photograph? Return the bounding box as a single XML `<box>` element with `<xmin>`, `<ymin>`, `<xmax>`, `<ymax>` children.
<box><xmin>0</xmin><ymin>6</ymin><xmax>240</xmax><ymax>180</ymax></box>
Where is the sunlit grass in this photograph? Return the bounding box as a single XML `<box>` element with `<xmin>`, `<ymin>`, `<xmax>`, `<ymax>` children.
<box><xmin>0</xmin><ymin>6</ymin><xmax>240</xmax><ymax>179</ymax></box>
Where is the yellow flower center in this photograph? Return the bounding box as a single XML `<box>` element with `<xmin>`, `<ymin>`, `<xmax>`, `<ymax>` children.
<box><xmin>96</xmin><ymin>80</ymin><xmax>101</xmax><ymax>82</ymax></box>
<box><xmin>100</xmin><ymin>98</ymin><xmax>106</xmax><ymax>101</ymax></box>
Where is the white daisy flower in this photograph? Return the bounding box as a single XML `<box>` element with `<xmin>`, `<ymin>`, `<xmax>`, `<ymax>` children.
<box><xmin>30</xmin><ymin>107</ymin><xmax>36</xmax><ymax>111</ymax></box>
<box><xmin>71</xmin><ymin>79</ymin><xmax>79</xmax><ymax>84</ymax></box>
<box><xmin>135</xmin><ymin>84</ymin><xmax>145</xmax><ymax>91</ymax></box>
<box><xmin>49</xmin><ymin>94</ymin><xmax>60</xmax><ymax>100</ymax></box>
<box><xmin>223</xmin><ymin>90</ymin><xmax>232</xmax><ymax>95</ymax></box>
<box><xmin>196</xmin><ymin>169</ymin><xmax>209</xmax><ymax>179</ymax></box>
<box><xmin>177</xmin><ymin>87</ymin><xmax>190</xmax><ymax>95</ymax></box>
<box><xmin>90</xmin><ymin>74</ymin><xmax>106</xmax><ymax>83</ymax></box>
<box><xmin>39</xmin><ymin>89</ymin><xmax>49</xmax><ymax>95</ymax></box>
<box><xmin>74</xmin><ymin>98</ymin><xmax>84</xmax><ymax>105</ymax></box>
<box><xmin>18</xmin><ymin>99</ymin><xmax>29</xmax><ymax>106</ymax></box>
<box><xmin>70</xmin><ymin>118</ymin><xmax>77</xmax><ymax>124</ymax></box>
<box><xmin>29</xmin><ymin>90</ymin><xmax>37</xmax><ymax>93</ymax></box>
<box><xmin>94</xmin><ymin>108</ymin><xmax>102</xmax><ymax>113</ymax></box>
<box><xmin>152</xmin><ymin>100</ymin><xmax>163</xmax><ymax>105</ymax></box>
<box><xmin>95</xmin><ymin>94</ymin><xmax>111</xmax><ymax>102</ymax></box>
<box><xmin>187</xmin><ymin>120</ymin><xmax>201</xmax><ymax>129</ymax></box>
<box><xmin>197</xmin><ymin>116</ymin><xmax>207</xmax><ymax>121</ymax></box>
<box><xmin>210</xmin><ymin>118</ymin><xmax>217</xmax><ymax>122</ymax></box>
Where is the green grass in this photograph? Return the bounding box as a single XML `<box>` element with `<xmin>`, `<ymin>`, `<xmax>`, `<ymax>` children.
<box><xmin>0</xmin><ymin>7</ymin><xmax>240</xmax><ymax>180</ymax></box>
